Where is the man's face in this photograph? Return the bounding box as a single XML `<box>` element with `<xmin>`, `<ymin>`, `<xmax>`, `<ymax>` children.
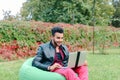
<box><xmin>52</xmin><ymin>32</ymin><xmax>64</xmax><ymax>47</ymax></box>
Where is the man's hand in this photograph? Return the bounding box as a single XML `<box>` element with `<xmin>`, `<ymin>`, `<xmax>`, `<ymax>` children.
<box><xmin>49</xmin><ymin>63</ymin><xmax>62</xmax><ymax>71</ymax></box>
<box><xmin>83</xmin><ymin>60</ymin><xmax>88</xmax><ymax>66</ymax></box>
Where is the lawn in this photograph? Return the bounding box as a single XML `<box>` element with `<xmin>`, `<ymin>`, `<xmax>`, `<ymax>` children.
<box><xmin>0</xmin><ymin>59</ymin><xmax>25</xmax><ymax>80</ymax></box>
<box><xmin>0</xmin><ymin>54</ymin><xmax>120</xmax><ymax>80</ymax></box>
<box><xmin>88</xmin><ymin>54</ymin><xmax>120</xmax><ymax>80</ymax></box>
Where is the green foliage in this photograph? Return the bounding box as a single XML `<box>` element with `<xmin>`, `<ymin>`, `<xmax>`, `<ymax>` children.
<box><xmin>0</xmin><ymin>21</ymin><xmax>35</xmax><ymax>46</ymax></box>
<box><xmin>21</xmin><ymin>0</ymin><xmax>56</xmax><ymax>21</ymax></box>
<box><xmin>21</xmin><ymin>0</ymin><xmax>92</xmax><ymax>24</ymax></box>
<box><xmin>93</xmin><ymin>0</ymin><xmax>115</xmax><ymax>26</ymax></box>
<box><xmin>42</xmin><ymin>0</ymin><xmax>92</xmax><ymax>24</ymax></box>
<box><xmin>112</xmin><ymin>0</ymin><xmax>120</xmax><ymax>27</ymax></box>
<box><xmin>0</xmin><ymin>21</ymin><xmax>119</xmax><ymax>60</ymax></box>
<box><xmin>21</xmin><ymin>0</ymin><xmax>115</xmax><ymax>26</ymax></box>
<box><xmin>0</xmin><ymin>21</ymin><xmax>119</xmax><ymax>51</ymax></box>
<box><xmin>0</xmin><ymin>21</ymin><xmax>52</xmax><ymax>47</ymax></box>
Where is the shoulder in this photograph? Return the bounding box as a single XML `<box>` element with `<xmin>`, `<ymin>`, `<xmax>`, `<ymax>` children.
<box><xmin>39</xmin><ymin>42</ymin><xmax>50</xmax><ymax>48</ymax></box>
<box><xmin>62</xmin><ymin>44</ymin><xmax>67</xmax><ymax>49</ymax></box>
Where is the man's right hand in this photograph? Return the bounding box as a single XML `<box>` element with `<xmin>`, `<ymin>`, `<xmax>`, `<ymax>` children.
<box><xmin>48</xmin><ymin>63</ymin><xmax>62</xmax><ymax>71</ymax></box>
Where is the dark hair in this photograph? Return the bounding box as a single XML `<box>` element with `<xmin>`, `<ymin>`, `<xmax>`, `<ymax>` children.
<box><xmin>51</xmin><ymin>26</ymin><xmax>64</xmax><ymax>36</ymax></box>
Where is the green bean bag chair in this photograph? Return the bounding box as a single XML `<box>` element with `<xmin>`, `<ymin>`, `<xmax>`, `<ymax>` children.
<box><xmin>19</xmin><ymin>58</ymin><xmax>66</xmax><ymax>80</ymax></box>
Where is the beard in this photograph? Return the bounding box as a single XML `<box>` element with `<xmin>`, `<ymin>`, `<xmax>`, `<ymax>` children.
<box><xmin>52</xmin><ymin>39</ymin><xmax>62</xmax><ymax>47</ymax></box>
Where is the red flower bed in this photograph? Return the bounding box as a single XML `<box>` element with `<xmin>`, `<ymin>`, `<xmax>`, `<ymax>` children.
<box><xmin>0</xmin><ymin>40</ymin><xmax>85</xmax><ymax>61</ymax></box>
<box><xmin>0</xmin><ymin>21</ymin><xmax>120</xmax><ymax>61</ymax></box>
<box><xmin>0</xmin><ymin>41</ymin><xmax>39</xmax><ymax>61</ymax></box>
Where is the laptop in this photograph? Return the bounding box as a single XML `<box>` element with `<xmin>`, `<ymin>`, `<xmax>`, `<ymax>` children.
<box><xmin>67</xmin><ymin>51</ymin><xmax>87</xmax><ymax>68</ymax></box>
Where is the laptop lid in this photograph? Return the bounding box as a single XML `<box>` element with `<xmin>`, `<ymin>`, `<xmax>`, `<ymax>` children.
<box><xmin>67</xmin><ymin>51</ymin><xmax>87</xmax><ymax>68</ymax></box>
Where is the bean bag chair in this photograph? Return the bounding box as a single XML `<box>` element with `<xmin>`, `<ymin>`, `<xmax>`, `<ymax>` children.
<box><xmin>19</xmin><ymin>58</ymin><xmax>66</xmax><ymax>80</ymax></box>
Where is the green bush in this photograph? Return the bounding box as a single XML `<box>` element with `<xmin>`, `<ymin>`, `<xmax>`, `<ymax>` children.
<box><xmin>0</xmin><ymin>21</ymin><xmax>120</xmax><ymax>61</ymax></box>
<box><xmin>0</xmin><ymin>21</ymin><xmax>119</xmax><ymax>50</ymax></box>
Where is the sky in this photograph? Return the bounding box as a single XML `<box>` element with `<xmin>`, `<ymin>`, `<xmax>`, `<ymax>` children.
<box><xmin>0</xmin><ymin>0</ymin><xmax>26</xmax><ymax>20</ymax></box>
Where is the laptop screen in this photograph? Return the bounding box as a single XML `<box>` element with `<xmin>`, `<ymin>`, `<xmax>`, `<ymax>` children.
<box><xmin>67</xmin><ymin>51</ymin><xmax>87</xmax><ymax>68</ymax></box>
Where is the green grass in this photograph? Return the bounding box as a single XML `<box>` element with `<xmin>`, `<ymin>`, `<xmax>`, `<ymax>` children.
<box><xmin>87</xmin><ymin>54</ymin><xmax>120</xmax><ymax>80</ymax></box>
<box><xmin>89</xmin><ymin>48</ymin><xmax>120</xmax><ymax>55</ymax></box>
<box><xmin>0</xmin><ymin>59</ymin><xmax>25</xmax><ymax>80</ymax></box>
<box><xmin>0</xmin><ymin>54</ymin><xmax>120</xmax><ymax>80</ymax></box>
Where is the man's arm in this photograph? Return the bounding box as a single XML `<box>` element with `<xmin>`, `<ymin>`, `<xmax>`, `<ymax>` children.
<box><xmin>32</xmin><ymin>46</ymin><xmax>50</xmax><ymax>71</ymax></box>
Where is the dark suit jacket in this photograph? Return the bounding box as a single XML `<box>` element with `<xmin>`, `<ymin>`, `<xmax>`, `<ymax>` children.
<box><xmin>32</xmin><ymin>41</ymin><xmax>69</xmax><ymax>71</ymax></box>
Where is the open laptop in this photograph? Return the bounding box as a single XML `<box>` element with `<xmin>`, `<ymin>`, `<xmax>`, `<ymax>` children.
<box><xmin>67</xmin><ymin>51</ymin><xmax>87</xmax><ymax>68</ymax></box>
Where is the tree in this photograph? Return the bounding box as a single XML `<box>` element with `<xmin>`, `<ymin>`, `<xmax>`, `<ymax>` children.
<box><xmin>2</xmin><ymin>10</ymin><xmax>15</xmax><ymax>20</ymax></box>
<box><xmin>20</xmin><ymin>0</ymin><xmax>55</xmax><ymax>21</ymax></box>
<box><xmin>92</xmin><ymin>0</ymin><xmax>115</xmax><ymax>26</ymax></box>
<box><xmin>20</xmin><ymin>0</ymin><xmax>115</xmax><ymax>26</ymax></box>
<box><xmin>112</xmin><ymin>0</ymin><xmax>120</xmax><ymax>27</ymax></box>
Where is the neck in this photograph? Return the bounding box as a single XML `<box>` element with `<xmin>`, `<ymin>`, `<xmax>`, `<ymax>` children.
<box><xmin>51</xmin><ymin>40</ymin><xmax>60</xmax><ymax>53</ymax></box>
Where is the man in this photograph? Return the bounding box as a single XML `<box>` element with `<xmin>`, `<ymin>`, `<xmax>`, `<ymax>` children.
<box><xmin>32</xmin><ymin>27</ymin><xmax>88</xmax><ymax>80</ymax></box>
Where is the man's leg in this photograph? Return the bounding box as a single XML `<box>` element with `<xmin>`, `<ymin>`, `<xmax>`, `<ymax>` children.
<box><xmin>53</xmin><ymin>68</ymin><xmax>80</xmax><ymax>80</ymax></box>
<box><xmin>72</xmin><ymin>65</ymin><xmax>88</xmax><ymax>80</ymax></box>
